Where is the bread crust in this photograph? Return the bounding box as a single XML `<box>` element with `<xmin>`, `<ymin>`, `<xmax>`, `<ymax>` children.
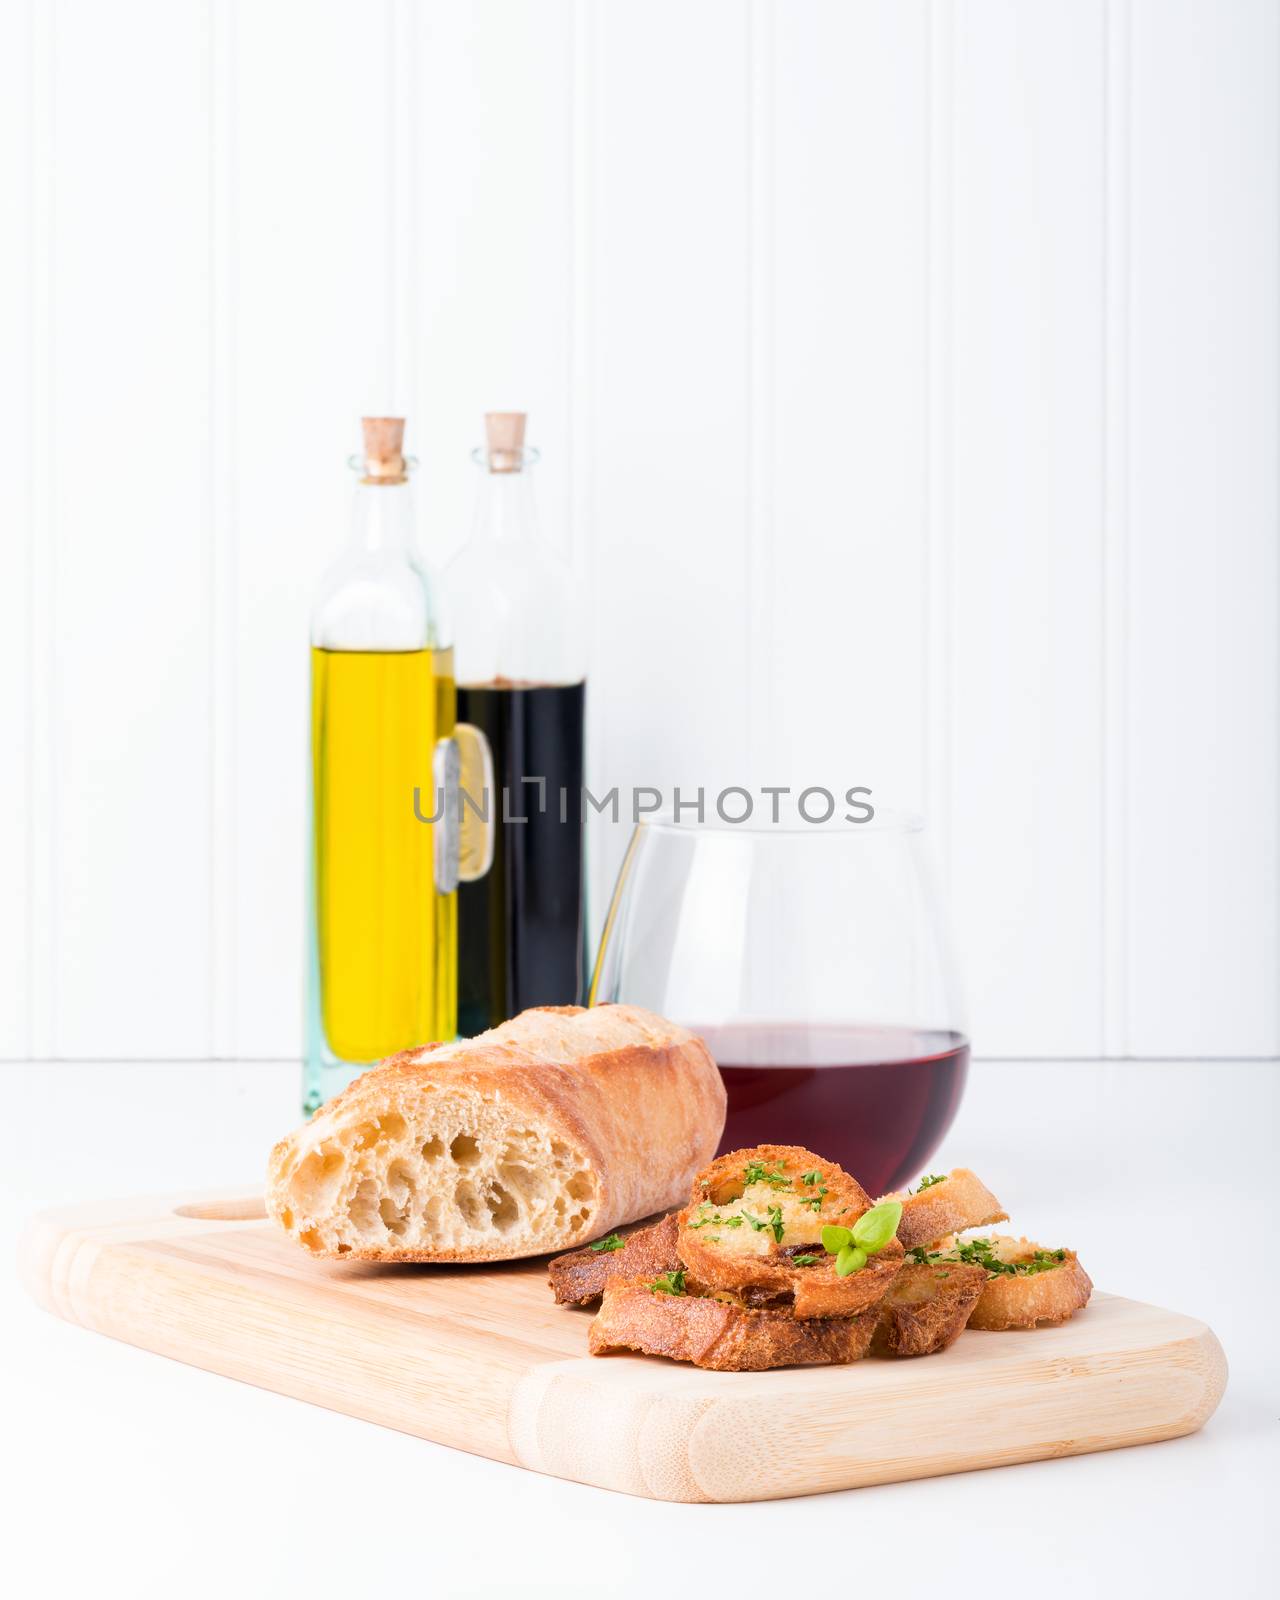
<box><xmin>870</xmin><ymin>1261</ymin><xmax>987</xmax><ymax>1357</ymax></box>
<box><xmin>675</xmin><ymin>1144</ymin><xmax>904</xmax><ymax>1318</ymax></box>
<box><xmin>589</xmin><ymin>1277</ymin><xmax>880</xmax><ymax>1371</ymax></box>
<box><xmin>267</xmin><ymin>1005</ymin><xmax>725</xmax><ymax>1263</ymax></box>
<box><xmin>947</xmin><ymin>1236</ymin><xmax>1094</xmax><ymax>1330</ymax></box>
<box><xmin>882</xmin><ymin>1169</ymin><xmax>1008</xmax><ymax>1251</ymax></box>
<box><xmin>548</xmin><ymin>1214</ymin><xmax>680</xmax><ymax>1306</ymax></box>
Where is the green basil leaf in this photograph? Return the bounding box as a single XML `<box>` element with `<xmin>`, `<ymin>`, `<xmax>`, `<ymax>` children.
<box><xmin>835</xmin><ymin>1245</ymin><xmax>867</xmax><ymax>1277</ymax></box>
<box><xmin>821</xmin><ymin>1224</ymin><xmax>853</xmax><ymax>1255</ymax></box>
<box><xmin>851</xmin><ymin>1199</ymin><xmax>902</xmax><ymax>1255</ymax></box>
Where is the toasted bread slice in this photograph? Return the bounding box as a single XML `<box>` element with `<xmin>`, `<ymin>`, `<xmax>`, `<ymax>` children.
<box><xmin>882</xmin><ymin>1169</ymin><xmax>1008</xmax><ymax>1251</ymax></box>
<box><xmin>589</xmin><ymin>1275</ymin><xmax>880</xmax><ymax>1371</ymax></box>
<box><xmin>675</xmin><ymin>1144</ymin><xmax>903</xmax><ymax>1318</ymax></box>
<box><xmin>870</xmin><ymin>1260</ymin><xmax>987</xmax><ymax>1357</ymax></box>
<box><xmin>932</xmin><ymin>1234</ymin><xmax>1093</xmax><ymax>1330</ymax></box>
<box><xmin>547</xmin><ymin>1214</ymin><xmax>679</xmax><ymax>1306</ymax></box>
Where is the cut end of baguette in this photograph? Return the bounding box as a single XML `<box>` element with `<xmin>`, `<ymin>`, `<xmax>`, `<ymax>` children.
<box><xmin>269</xmin><ymin>1085</ymin><xmax>601</xmax><ymax>1260</ymax></box>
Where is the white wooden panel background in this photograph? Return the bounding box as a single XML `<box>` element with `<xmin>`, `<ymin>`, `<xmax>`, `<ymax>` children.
<box><xmin>3</xmin><ymin>0</ymin><xmax>1276</xmax><ymax>1062</ymax></box>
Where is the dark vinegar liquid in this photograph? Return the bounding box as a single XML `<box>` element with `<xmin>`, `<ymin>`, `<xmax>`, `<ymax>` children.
<box><xmin>701</xmin><ymin>1023</ymin><xmax>969</xmax><ymax>1197</ymax></box>
<box><xmin>456</xmin><ymin>680</ymin><xmax>586</xmax><ymax>1035</ymax></box>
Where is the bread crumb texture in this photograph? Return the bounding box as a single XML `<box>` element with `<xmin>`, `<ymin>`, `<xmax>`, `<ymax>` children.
<box><xmin>275</xmin><ymin>1087</ymin><xmax>599</xmax><ymax>1257</ymax></box>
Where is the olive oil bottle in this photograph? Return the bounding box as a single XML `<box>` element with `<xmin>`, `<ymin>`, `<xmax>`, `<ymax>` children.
<box><xmin>310</xmin><ymin>644</ymin><xmax>456</xmax><ymax>1064</ymax></box>
<box><xmin>305</xmin><ymin>419</ymin><xmax>490</xmax><ymax>1113</ymax></box>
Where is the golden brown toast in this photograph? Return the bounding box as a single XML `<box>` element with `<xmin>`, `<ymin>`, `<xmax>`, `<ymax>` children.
<box><xmin>588</xmin><ymin>1274</ymin><xmax>880</xmax><ymax>1371</ymax></box>
<box><xmin>547</xmin><ymin>1214</ymin><xmax>679</xmax><ymax>1306</ymax></box>
<box><xmin>928</xmin><ymin>1234</ymin><xmax>1093</xmax><ymax>1329</ymax></box>
<box><xmin>675</xmin><ymin>1144</ymin><xmax>904</xmax><ymax>1318</ymax></box>
<box><xmin>882</xmin><ymin>1169</ymin><xmax>1008</xmax><ymax>1251</ymax></box>
<box><xmin>870</xmin><ymin>1260</ymin><xmax>987</xmax><ymax>1357</ymax></box>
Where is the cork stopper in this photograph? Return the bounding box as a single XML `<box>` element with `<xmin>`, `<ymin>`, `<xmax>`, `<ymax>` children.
<box><xmin>361</xmin><ymin>417</ymin><xmax>407</xmax><ymax>484</ymax></box>
<box><xmin>484</xmin><ymin>411</ymin><xmax>526</xmax><ymax>474</ymax></box>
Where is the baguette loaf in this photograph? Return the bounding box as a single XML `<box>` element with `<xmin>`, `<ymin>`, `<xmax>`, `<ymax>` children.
<box><xmin>267</xmin><ymin>1005</ymin><xmax>725</xmax><ymax>1262</ymax></box>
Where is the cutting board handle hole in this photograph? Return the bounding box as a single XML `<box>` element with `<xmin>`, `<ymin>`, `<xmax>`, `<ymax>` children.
<box><xmin>173</xmin><ymin>1197</ymin><xmax>267</xmax><ymax>1222</ymax></box>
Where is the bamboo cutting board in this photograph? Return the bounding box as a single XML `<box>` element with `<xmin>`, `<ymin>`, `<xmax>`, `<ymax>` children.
<box><xmin>21</xmin><ymin>1188</ymin><xmax>1227</xmax><ymax>1504</ymax></box>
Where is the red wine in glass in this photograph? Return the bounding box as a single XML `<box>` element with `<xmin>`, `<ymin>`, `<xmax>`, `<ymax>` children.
<box><xmin>699</xmin><ymin>1023</ymin><xmax>968</xmax><ymax>1197</ymax></box>
<box><xmin>590</xmin><ymin>810</ymin><xmax>968</xmax><ymax>1193</ymax></box>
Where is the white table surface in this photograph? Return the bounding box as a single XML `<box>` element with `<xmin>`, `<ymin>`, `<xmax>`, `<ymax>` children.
<box><xmin>5</xmin><ymin>1057</ymin><xmax>1276</xmax><ymax>1600</ymax></box>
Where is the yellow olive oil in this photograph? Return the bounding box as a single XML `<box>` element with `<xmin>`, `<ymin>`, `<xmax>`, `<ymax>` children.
<box><xmin>309</xmin><ymin>646</ymin><xmax>457</xmax><ymax>1069</ymax></box>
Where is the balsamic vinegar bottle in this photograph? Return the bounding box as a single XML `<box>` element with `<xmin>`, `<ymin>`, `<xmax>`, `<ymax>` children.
<box><xmin>445</xmin><ymin>413</ymin><xmax>587</xmax><ymax>1034</ymax></box>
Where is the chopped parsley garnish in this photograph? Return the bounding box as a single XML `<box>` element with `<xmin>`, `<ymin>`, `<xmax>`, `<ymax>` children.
<box><xmin>767</xmin><ymin>1204</ymin><xmax>785</xmax><ymax>1244</ymax></box>
<box><xmin>947</xmin><ymin>1237</ymin><xmax>1068</xmax><ymax>1277</ymax></box>
<box><xmin>742</xmin><ymin>1160</ymin><xmax>791</xmax><ymax>1190</ymax></box>
<box><xmin>908</xmin><ymin>1246</ymin><xmax>939</xmax><ymax>1265</ymax></box>
<box><xmin>588</xmin><ymin>1232</ymin><xmax>626</xmax><ymax>1253</ymax></box>
<box><xmin>952</xmin><ymin>1237</ymin><xmax>999</xmax><ymax>1269</ymax></box>
<box><xmin>650</xmin><ymin>1269</ymin><xmax>686</xmax><ymax>1296</ymax></box>
<box><xmin>689</xmin><ymin>1211</ymin><xmax>743</xmax><ymax>1230</ymax></box>
<box><xmin>792</xmin><ymin>1255</ymin><xmax>820</xmax><ymax>1267</ymax></box>
<box><xmin>740</xmin><ymin>1210</ymin><xmax>768</xmax><ymax>1232</ymax></box>
<box><xmin>797</xmin><ymin>1170</ymin><xmax>829</xmax><ymax>1210</ymax></box>
<box><xmin>912</xmin><ymin>1173</ymin><xmax>947</xmax><ymax>1194</ymax></box>
<box><xmin>1005</xmin><ymin>1249</ymin><xmax>1067</xmax><ymax>1277</ymax></box>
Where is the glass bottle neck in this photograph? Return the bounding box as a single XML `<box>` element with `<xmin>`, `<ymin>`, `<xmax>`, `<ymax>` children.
<box><xmin>349</xmin><ymin>479</ymin><xmax>417</xmax><ymax>554</ymax></box>
<box><xmin>471</xmin><ymin>466</ymin><xmax>538</xmax><ymax>547</ymax></box>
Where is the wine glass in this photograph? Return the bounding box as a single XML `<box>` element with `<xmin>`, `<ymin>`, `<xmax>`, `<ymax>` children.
<box><xmin>589</xmin><ymin>807</ymin><xmax>966</xmax><ymax>1196</ymax></box>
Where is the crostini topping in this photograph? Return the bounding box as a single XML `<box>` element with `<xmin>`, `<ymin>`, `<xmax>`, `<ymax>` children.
<box><xmin>742</xmin><ymin>1160</ymin><xmax>790</xmax><ymax>1189</ymax></box>
<box><xmin>589</xmin><ymin>1233</ymin><xmax>626</xmax><ymax>1253</ymax></box>
<box><xmin>912</xmin><ymin>1173</ymin><xmax>946</xmax><ymax>1193</ymax></box>
<box><xmin>688</xmin><ymin>1211</ymin><xmax>745</xmax><ymax>1230</ymax></box>
<box><xmin>690</xmin><ymin>1177</ymin><xmax>835</xmax><ymax>1257</ymax></box>
<box><xmin>798</xmin><ymin>1171</ymin><xmax>829</xmax><ymax>1211</ymax></box>
<box><xmin>913</xmin><ymin>1236</ymin><xmax>1070</xmax><ymax>1277</ymax></box>
<box><xmin>650</xmin><ymin>1269</ymin><xmax>687</xmax><ymax>1296</ymax></box>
